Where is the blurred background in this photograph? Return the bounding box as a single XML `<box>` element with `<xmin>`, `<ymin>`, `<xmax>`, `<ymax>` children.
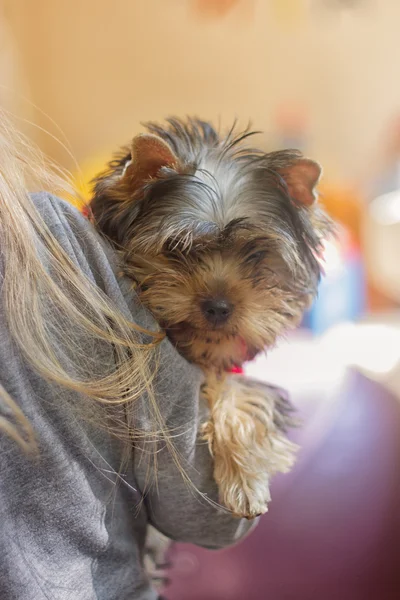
<box><xmin>2</xmin><ymin>0</ymin><xmax>400</xmax><ymax>598</ymax></box>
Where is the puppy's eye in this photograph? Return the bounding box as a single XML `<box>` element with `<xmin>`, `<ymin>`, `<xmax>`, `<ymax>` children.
<box><xmin>164</xmin><ymin>244</ymin><xmax>181</xmax><ymax>257</ymax></box>
<box><xmin>246</xmin><ymin>250</ymin><xmax>267</xmax><ymax>264</ymax></box>
<box><xmin>164</xmin><ymin>239</ymin><xmax>187</xmax><ymax>255</ymax></box>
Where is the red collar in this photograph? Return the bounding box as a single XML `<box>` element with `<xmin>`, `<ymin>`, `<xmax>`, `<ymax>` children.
<box><xmin>230</xmin><ymin>365</ymin><xmax>244</xmax><ymax>374</ymax></box>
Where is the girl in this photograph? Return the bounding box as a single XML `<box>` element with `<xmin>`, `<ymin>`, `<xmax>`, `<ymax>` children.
<box><xmin>0</xmin><ymin>113</ymin><xmax>255</xmax><ymax>600</ymax></box>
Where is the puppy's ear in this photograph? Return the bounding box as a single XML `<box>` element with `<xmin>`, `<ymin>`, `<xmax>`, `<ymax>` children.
<box><xmin>124</xmin><ymin>134</ymin><xmax>180</xmax><ymax>187</ymax></box>
<box><xmin>278</xmin><ymin>159</ymin><xmax>321</xmax><ymax>207</ymax></box>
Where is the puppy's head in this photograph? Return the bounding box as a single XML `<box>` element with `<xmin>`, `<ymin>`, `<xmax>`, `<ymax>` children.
<box><xmin>91</xmin><ymin>118</ymin><xmax>332</xmax><ymax>372</ymax></box>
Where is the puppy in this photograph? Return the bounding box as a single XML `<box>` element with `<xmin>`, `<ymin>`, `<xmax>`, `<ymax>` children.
<box><xmin>90</xmin><ymin>117</ymin><xmax>331</xmax><ymax>519</ymax></box>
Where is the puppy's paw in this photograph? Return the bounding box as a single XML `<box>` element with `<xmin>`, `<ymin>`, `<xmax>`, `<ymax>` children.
<box><xmin>202</xmin><ymin>376</ymin><xmax>298</xmax><ymax>519</ymax></box>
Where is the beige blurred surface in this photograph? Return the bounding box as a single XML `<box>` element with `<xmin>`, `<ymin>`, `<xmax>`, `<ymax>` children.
<box><xmin>2</xmin><ymin>0</ymin><xmax>400</xmax><ymax>182</ymax></box>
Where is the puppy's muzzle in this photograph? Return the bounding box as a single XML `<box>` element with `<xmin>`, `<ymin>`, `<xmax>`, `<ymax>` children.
<box><xmin>201</xmin><ymin>298</ymin><xmax>232</xmax><ymax>326</ymax></box>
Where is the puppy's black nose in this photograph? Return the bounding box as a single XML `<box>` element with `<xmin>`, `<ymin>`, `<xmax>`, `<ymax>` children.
<box><xmin>201</xmin><ymin>298</ymin><xmax>232</xmax><ymax>325</ymax></box>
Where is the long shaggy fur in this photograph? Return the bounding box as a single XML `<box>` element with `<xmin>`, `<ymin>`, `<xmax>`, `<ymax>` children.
<box><xmin>90</xmin><ymin>117</ymin><xmax>332</xmax><ymax>521</ymax></box>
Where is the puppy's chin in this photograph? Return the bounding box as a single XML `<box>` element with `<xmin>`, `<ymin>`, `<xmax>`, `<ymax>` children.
<box><xmin>164</xmin><ymin>321</ymin><xmax>260</xmax><ymax>372</ymax></box>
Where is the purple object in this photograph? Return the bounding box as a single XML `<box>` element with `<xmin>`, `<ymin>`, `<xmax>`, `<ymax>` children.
<box><xmin>163</xmin><ymin>370</ymin><xmax>400</xmax><ymax>600</ymax></box>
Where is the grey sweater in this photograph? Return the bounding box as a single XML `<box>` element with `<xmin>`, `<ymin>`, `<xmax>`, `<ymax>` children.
<box><xmin>0</xmin><ymin>194</ymin><xmax>253</xmax><ymax>600</ymax></box>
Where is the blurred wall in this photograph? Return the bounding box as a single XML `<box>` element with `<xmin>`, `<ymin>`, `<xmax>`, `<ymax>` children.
<box><xmin>3</xmin><ymin>0</ymin><xmax>400</xmax><ymax>181</ymax></box>
<box><xmin>0</xmin><ymin>2</ymin><xmax>33</xmax><ymax>121</ymax></box>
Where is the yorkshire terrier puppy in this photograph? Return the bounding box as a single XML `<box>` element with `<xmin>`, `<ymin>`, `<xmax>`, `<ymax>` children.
<box><xmin>90</xmin><ymin>117</ymin><xmax>331</xmax><ymax>519</ymax></box>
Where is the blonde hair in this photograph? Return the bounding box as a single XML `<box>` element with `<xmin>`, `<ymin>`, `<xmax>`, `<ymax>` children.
<box><xmin>0</xmin><ymin>109</ymin><xmax>165</xmax><ymax>453</ymax></box>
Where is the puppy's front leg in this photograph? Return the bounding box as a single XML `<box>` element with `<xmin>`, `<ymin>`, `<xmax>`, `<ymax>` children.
<box><xmin>202</xmin><ymin>375</ymin><xmax>297</xmax><ymax>519</ymax></box>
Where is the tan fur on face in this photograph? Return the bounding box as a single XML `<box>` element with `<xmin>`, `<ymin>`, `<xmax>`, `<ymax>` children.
<box><xmin>123</xmin><ymin>233</ymin><xmax>311</xmax><ymax>372</ymax></box>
